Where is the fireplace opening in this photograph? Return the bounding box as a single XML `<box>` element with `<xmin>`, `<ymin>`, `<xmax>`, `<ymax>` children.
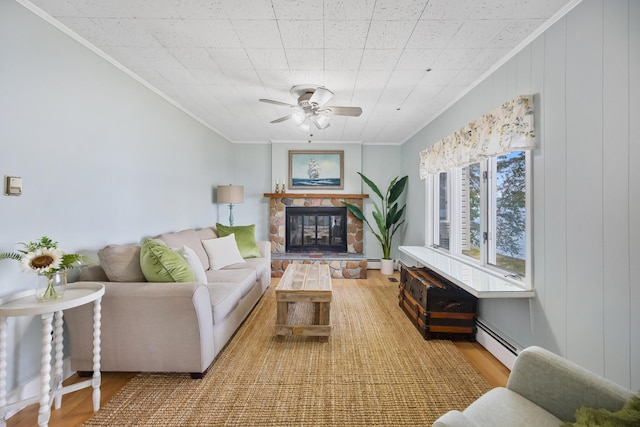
<box><xmin>286</xmin><ymin>207</ymin><xmax>347</xmax><ymax>253</ymax></box>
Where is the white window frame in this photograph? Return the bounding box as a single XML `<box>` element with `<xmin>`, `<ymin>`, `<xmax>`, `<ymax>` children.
<box><xmin>425</xmin><ymin>151</ymin><xmax>532</xmax><ymax>289</ymax></box>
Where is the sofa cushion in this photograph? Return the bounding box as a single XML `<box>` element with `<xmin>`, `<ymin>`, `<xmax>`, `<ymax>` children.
<box><xmin>157</xmin><ymin>229</ymin><xmax>210</xmax><ymax>271</ymax></box>
<box><xmin>140</xmin><ymin>239</ymin><xmax>196</xmax><ymax>283</ymax></box>
<box><xmin>176</xmin><ymin>245</ymin><xmax>207</xmax><ymax>284</ymax></box>
<box><xmin>215</xmin><ymin>223</ymin><xmax>262</xmax><ymax>258</ymax></box>
<box><xmin>98</xmin><ymin>244</ymin><xmax>146</xmax><ymax>282</ymax></box>
<box><xmin>196</xmin><ymin>227</ymin><xmax>217</xmax><ymax>242</ymax></box>
<box><xmin>222</xmin><ymin>257</ymin><xmax>269</xmax><ymax>287</ymax></box>
<box><xmin>205</xmin><ymin>268</ymin><xmax>257</xmax><ymax>298</ymax></box>
<box><xmin>206</xmin><ymin>283</ymin><xmax>243</xmax><ymax>324</ymax></box>
<box><xmin>202</xmin><ymin>235</ymin><xmax>245</xmax><ymax>270</ymax></box>
<box><xmin>463</xmin><ymin>387</ymin><xmax>562</xmax><ymax>427</ymax></box>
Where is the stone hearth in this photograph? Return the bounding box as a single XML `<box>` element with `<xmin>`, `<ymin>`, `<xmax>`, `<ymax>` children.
<box><xmin>264</xmin><ymin>193</ymin><xmax>368</xmax><ymax>279</ymax></box>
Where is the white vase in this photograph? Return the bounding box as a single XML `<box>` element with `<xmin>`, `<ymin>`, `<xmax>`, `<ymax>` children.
<box><xmin>380</xmin><ymin>258</ymin><xmax>395</xmax><ymax>275</ymax></box>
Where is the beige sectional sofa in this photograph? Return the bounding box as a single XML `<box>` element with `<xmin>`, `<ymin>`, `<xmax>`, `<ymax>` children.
<box><xmin>65</xmin><ymin>226</ymin><xmax>271</xmax><ymax>379</ymax></box>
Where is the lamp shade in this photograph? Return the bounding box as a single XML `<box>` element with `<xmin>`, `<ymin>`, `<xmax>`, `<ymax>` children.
<box><xmin>217</xmin><ymin>185</ymin><xmax>244</xmax><ymax>204</ymax></box>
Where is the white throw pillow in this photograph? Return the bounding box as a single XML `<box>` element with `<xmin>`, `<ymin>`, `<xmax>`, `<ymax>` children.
<box><xmin>202</xmin><ymin>235</ymin><xmax>245</xmax><ymax>270</ymax></box>
<box><xmin>175</xmin><ymin>246</ymin><xmax>208</xmax><ymax>284</ymax></box>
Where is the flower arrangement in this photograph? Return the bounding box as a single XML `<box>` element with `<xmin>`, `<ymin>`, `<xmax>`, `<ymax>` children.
<box><xmin>1</xmin><ymin>236</ymin><xmax>90</xmax><ymax>300</ymax></box>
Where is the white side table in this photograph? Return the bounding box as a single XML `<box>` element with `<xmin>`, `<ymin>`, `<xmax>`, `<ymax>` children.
<box><xmin>0</xmin><ymin>282</ymin><xmax>104</xmax><ymax>427</ymax></box>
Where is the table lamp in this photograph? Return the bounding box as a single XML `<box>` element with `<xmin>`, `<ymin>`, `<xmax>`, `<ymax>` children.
<box><xmin>217</xmin><ymin>185</ymin><xmax>244</xmax><ymax>226</ymax></box>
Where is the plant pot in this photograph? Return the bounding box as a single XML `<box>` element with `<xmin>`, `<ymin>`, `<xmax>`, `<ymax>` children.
<box><xmin>380</xmin><ymin>258</ymin><xmax>395</xmax><ymax>275</ymax></box>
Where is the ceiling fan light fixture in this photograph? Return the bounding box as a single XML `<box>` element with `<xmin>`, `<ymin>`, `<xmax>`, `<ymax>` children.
<box><xmin>291</xmin><ymin>111</ymin><xmax>306</xmax><ymax>125</ymax></box>
<box><xmin>313</xmin><ymin>114</ymin><xmax>330</xmax><ymax>129</ymax></box>
<box><xmin>297</xmin><ymin>119</ymin><xmax>311</xmax><ymax>133</ymax></box>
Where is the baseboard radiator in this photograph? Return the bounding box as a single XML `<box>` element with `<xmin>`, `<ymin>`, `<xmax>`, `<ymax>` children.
<box><xmin>475</xmin><ymin>319</ymin><xmax>521</xmax><ymax>370</ymax></box>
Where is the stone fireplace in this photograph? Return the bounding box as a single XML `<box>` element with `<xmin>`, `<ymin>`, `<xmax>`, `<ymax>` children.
<box><xmin>264</xmin><ymin>193</ymin><xmax>368</xmax><ymax>279</ymax></box>
<box><xmin>286</xmin><ymin>206</ymin><xmax>347</xmax><ymax>253</ymax></box>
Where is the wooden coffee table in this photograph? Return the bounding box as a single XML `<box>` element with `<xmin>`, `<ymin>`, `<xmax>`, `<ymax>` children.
<box><xmin>275</xmin><ymin>263</ymin><xmax>332</xmax><ymax>341</ymax></box>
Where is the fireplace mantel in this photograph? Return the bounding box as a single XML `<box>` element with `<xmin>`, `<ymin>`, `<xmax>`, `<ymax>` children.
<box><xmin>264</xmin><ymin>193</ymin><xmax>368</xmax><ymax>199</ymax></box>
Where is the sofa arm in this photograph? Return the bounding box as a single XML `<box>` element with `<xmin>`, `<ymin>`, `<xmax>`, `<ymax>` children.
<box><xmin>432</xmin><ymin>410</ymin><xmax>480</xmax><ymax>427</ymax></box>
<box><xmin>257</xmin><ymin>240</ymin><xmax>271</xmax><ymax>261</ymax></box>
<box><xmin>507</xmin><ymin>346</ymin><xmax>633</xmax><ymax>422</ymax></box>
<box><xmin>65</xmin><ymin>281</ymin><xmax>214</xmax><ymax>375</ymax></box>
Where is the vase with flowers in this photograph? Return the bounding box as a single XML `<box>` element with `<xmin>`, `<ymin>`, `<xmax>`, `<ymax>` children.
<box><xmin>1</xmin><ymin>236</ymin><xmax>89</xmax><ymax>302</ymax></box>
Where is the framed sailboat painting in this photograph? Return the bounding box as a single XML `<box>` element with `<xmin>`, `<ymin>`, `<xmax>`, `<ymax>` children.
<box><xmin>288</xmin><ymin>150</ymin><xmax>344</xmax><ymax>190</ymax></box>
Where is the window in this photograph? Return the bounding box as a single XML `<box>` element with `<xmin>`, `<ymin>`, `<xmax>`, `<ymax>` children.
<box><xmin>437</xmin><ymin>172</ymin><xmax>450</xmax><ymax>250</ymax></box>
<box><xmin>428</xmin><ymin>151</ymin><xmax>530</xmax><ymax>283</ymax></box>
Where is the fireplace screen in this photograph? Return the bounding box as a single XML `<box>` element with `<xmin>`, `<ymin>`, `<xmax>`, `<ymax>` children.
<box><xmin>286</xmin><ymin>207</ymin><xmax>347</xmax><ymax>253</ymax></box>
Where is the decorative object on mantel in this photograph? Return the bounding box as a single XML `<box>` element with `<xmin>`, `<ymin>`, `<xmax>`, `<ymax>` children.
<box><xmin>344</xmin><ymin>173</ymin><xmax>408</xmax><ymax>275</ymax></box>
<box><xmin>0</xmin><ymin>236</ymin><xmax>89</xmax><ymax>301</ymax></box>
<box><xmin>419</xmin><ymin>95</ymin><xmax>536</xmax><ymax>177</ymax></box>
<box><xmin>217</xmin><ymin>184</ymin><xmax>244</xmax><ymax>226</ymax></box>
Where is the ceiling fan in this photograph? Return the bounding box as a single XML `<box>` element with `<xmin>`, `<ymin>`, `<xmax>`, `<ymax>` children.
<box><xmin>259</xmin><ymin>85</ymin><xmax>362</xmax><ymax>132</ymax></box>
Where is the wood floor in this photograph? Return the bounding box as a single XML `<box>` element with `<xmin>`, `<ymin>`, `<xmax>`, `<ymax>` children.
<box><xmin>7</xmin><ymin>272</ymin><xmax>510</xmax><ymax>427</ymax></box>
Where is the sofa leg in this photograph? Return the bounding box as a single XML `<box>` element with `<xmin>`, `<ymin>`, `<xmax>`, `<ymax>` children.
<box><xmin>77</xmin><ymin>371</ymin><xmax>93</xmax><ymax>377</ymax></box>
<box><xmin>190</xmin><ymin>369</ymin><xmax>207</xmax><ymax>380</ymax></box>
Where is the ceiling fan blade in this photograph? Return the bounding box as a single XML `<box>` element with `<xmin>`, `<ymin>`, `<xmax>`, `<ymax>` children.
<box><xmin>309</xmin><ymin>87</ymin><xmax>334</xmax><ymax>107</ymax></box>
<box><xmin>270</xmin><ymin>115</ymin><xmax>292</xmax><ymax>123</ymax></box>
<box><xmin>323</xmin><ymin>106</ymin><xmax>363</xmax><ymax>117</ymax></box>
<box><xmin>259</xmin><ymin>98</ymin><xmax>296</xmax><ymax>107</ymax></box>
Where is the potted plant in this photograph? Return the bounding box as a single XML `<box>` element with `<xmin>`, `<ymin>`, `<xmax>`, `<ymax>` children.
<box><xmin>344</xmin><ymin>173</ymin><xmax>408</xmax><ymax>275</ymax></box>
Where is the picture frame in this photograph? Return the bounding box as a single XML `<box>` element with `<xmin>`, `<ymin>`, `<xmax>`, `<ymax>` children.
<box><xmin>288</xmin><ymin>150</ymin><xmax>344</xmax><ymax>190</ymax></box>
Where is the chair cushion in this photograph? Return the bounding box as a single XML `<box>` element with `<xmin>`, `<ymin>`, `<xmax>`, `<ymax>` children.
<box><xmin>463</xmin><ymin>387</ymin><xmax>562</xmax><ymax>427</ymax></box>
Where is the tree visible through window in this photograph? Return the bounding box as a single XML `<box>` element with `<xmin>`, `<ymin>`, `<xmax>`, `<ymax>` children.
<box><xmin>429</xmin><ymin>151</ymin><xmax>529</xmax><ymax>280</ymax></box>
<box><xmin>493</xmin><ymin>151</ymin><xmax>526</xmax><ymax>276</ymax></box>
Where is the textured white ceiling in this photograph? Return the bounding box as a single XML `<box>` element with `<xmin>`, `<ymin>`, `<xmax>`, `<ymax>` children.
<box><xmin>24</xmin><ymin>0</ymin><xmax>577</xmax><ymax>144</ymax></box>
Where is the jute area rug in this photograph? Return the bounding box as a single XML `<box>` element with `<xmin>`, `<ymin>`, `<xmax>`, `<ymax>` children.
<box><xmin>83</xmin><ymin>275</ymin><xmax>491</xmax><ymax>426</ymax></box>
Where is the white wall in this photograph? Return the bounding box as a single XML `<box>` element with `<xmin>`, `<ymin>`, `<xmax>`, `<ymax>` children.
<box><xmin>0</xmin><ymin>1</ymin><xmax>235</xmax><ymax>391</ymax></box>
<box><xmin>361</xmin><ymin>145</ymin><xmax>404</xmax><ymax>260</ymax></box>
<box><xmin>401</xmin><ymin>0</ymin><xmax>639</xmax><ymax>391</ymax></box>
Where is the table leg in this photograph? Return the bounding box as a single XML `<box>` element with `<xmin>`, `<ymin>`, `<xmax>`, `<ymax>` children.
<box><xmin>91</xmin><ymin>298</ymin><xmax>102</xmax><ymax>412</ymax></box>
<box><xmin>0</xmin><ymin>317</ymin><xmax>8</xmax><ymax>427</ymax></box>
<box><xmin>276</xmin><ymin>301</ymin><xmax>288</xmax><ymax>325</ymax></box>
<box><xmin>37</xmin><ymin>313</ymin><xmax>54</xmax><ymax>427</ymax></box>
<box><xmin>53</xmin><ymin>311</ymin><xmax>64</xmax><ymax>409</ymax></box>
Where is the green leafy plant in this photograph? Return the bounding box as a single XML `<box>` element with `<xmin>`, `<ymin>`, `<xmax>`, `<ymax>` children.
<box><xmin>0</xmin><ymin>236</ymin><xmax>90</xmax><ymax>275</ymax></box>
<box><xmin>344</xmin><ymin>173</ymin><xmax>408</xmax><ymax>260</ymax></box>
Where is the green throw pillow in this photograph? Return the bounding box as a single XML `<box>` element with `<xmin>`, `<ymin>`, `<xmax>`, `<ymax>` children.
<box><xmin>562</xmin><ymin>394</ymin><xmax>640</xmax><ymax>427</ymax></box>
<box><xmin>215</xmin><ymin>223</ymin><xmax>262</xmax><ymax>258</ymax></box>
<box><xmin>139</xmin><ymin>238</ymin><xmax>196</xmax><ymax>282</ymax></box>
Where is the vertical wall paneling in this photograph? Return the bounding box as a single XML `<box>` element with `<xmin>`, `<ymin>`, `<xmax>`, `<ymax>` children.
<box><xmin>628</xmin><ymin>0</ymin><xmax>640</xmax><ymax>392</ymax></box>
<box><xmin>564</xmin><ymin>0</ymin><xmax>605</xmax><ymax>372</ymax></box>
<box><xmin>530</xmin><ymin>34</ymin><xmax>548</xmax><ymax>344</ymax></box>
<box><xmin>602</xmin><ymin>0</ymin><xmax>631</xmax><ymax>388</ymax></box>
<box><xmin>402</xmin><ymin>0</ymin><xmax>637</xmax><ymax>389</ymax></box>
<box><xmin>542</xmin><ymin>17</ymin><xmax>569</xmax><ymax>356</ymax></box>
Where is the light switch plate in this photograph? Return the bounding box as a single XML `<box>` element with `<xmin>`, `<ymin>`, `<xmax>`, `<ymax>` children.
<box><xmin>4</xmin><ymin>176</ymin><xmax>22</xmax><ymax>196</ymax></box>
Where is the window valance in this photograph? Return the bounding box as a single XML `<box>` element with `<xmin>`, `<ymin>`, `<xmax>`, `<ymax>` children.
<box><xmin>419</xmin><ymin>95</ymin><xmax>536</xmax><ymax>178</ymax></box>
